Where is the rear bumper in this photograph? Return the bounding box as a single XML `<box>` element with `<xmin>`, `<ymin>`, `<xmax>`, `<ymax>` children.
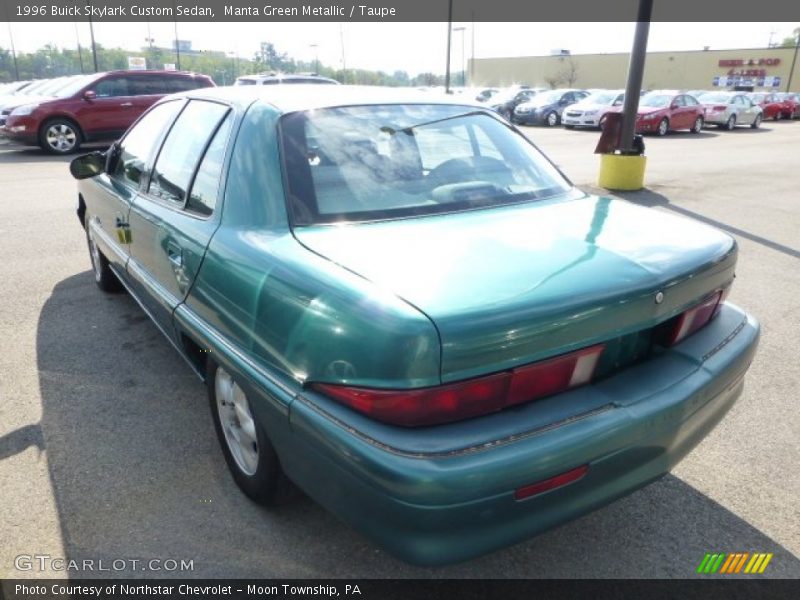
<box><xmin>283</xmin><ymin>304</ymin><xmax>759</xmax><ymax>565</ymax></box>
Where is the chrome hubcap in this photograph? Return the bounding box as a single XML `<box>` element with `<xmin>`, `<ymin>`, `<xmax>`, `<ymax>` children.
<box><xmin>659</xmin><ymin>120</ymin><xmax>667</xmax><ymax>135</ymax></box>
<box><xmin>46</xmin><ymin>124</ymin><xmax>77</xmax><ymax>152</ymax></box>
<box><xmin>87</xmin><ymin>228</ymin><xmax>102</xmax><ymax>282</ymax></box>
<box><xmin>215</xmin><ymin>367</ymin><xmax>259</xmax><ymax>476</ymax></box>
<box><xmin>548</xmin><ymin>113</ymin><xmax>557</xmax><ymax>126</ymax></box>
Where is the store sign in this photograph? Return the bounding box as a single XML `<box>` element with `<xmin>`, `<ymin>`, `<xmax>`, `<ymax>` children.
<box><xmin>128</xmin><ymin>56</ymin><xmax>146</xmax><ymax>70</ymax></box>
<box><xmin>713</xmin><ymin>75</ymin><xmax>781</xmax><ymax>87</ymax></box>
<box><xmin>163</xmin><ymin>63</ymin><xmax>176</xmax><ymax>71</ymax></box>
<box><xmin>718</xmin><ymin>58</ymin><xmax>781</xmax><ymax>67</ymax></box>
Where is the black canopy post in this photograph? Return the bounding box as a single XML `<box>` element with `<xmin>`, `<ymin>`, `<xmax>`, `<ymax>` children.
<box><xmin>617</xmin><ymin>0</ymin><xmax>653</xmax><ymax>154</ymax></box>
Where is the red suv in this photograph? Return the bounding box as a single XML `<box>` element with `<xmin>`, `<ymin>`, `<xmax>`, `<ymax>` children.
<box><xmin>3</xmin><ymin>70</ymin><xmax>214</xmax><ymax>154</ymax></box>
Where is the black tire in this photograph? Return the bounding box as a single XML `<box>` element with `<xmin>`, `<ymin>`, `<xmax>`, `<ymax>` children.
<box><xmin>725</xmin><ymin>115</ymin><xmax>736</xmax><ymax>131</ymax></box>
<box><xmin>564</xmin><ymin>124</ymin><xmax>575</xmax><ymax>129</ymax></box>
<box><xmin>85</xmin><ymin>218</ymin><xmax>123</xmax><ymax>293</ymax></box>
<box><xmin>750</xmin><ymin>114</ymin><xmax>762</xmax><ymax>129</ymax></box>
<box><xmin>773</xmin><ymin>111</ymin><xmax>781</xmax><ymax>121</ymax></box>
<box><xmin>656</xmin><ymin>118</ymin><xmax>669</xmax><ymax>136</ymax></box>
<box><xmin>39</xmin><ymin>118</ymin><xmax>83</xmax><ymax>155</ymax></box>
<box><xmin>207</xmin><ymin>359</ymin><xmax>295</xmax><ymax>506</ymax></box>
<box><xmin>691</xmin><ymin>116</ymin><xmax>703</xmax><ymax>133</ymax></box>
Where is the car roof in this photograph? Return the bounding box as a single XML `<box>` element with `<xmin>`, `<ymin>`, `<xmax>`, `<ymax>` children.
<box><xmin>176</xmin><ymin>84</ymin><xmax>485</xmax><ymax>114</ymax></box>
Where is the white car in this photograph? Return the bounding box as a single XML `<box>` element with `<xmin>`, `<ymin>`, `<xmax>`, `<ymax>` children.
<box><xmin>561</xmin><ymin>90</ymin><xmax>625</xmax><ymax>128</ymax></box>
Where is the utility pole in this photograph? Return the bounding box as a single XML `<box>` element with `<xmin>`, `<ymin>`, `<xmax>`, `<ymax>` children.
<box><xmin>453</xmin><ymin>26</ymin><xmax>466</xmax><ymax>87</ymax></box>
<box><xmin>88</xmin><ymin>4</ymin><xmax>99</xmax><ymax>72</ymax></box>
<box><xmin>787</xmin><ymin>29</ymin><xmax>800</xmax><ymax>93</ymax></box>
<box><xmin>74</xmin><ymin>22</ymin><xmax>85</xmax><ymax>73</ymax></box>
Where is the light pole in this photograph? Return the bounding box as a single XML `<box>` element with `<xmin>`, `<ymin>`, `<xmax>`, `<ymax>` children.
<box><xmin>6</xmin><ymin>22</ymin><xmax>20</xmax><ymax>80</ymax></box>
<box><xmin>444</xmin><ymin>0</ymin><xmax>453</xmax><ymax>93</ymax></box>
<box><xmin>453</xmin><ymin>26</ymin><xmax>466</xmax><ymax>87</ymax></box>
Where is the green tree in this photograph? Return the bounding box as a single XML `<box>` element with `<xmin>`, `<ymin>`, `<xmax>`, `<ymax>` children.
<box><xmin>781</xmin><ymin>27</ymin><xmax>800</xmax><ymax>47</ymax></box>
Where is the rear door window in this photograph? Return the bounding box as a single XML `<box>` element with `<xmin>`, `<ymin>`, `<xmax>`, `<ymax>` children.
<box><xmin>185</xmin><ymin>113</ymin><xmax>234</xmax><ymax>216</ymax></box>
<box><xmin>148</xmin><ymin>101</ymin><xmax>230</xmax><ymax>205</ymax></box>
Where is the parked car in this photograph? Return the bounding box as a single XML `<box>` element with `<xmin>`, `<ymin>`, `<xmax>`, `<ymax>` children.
<box><xmin>775</xmin><ymin>92</ymin><xmax>800</xmax><ymax>119</ymax></box>
<box><xmin>3</xmin><ymin>70</ymin><xmax>214</xmax><ymax>154</ymax></box>
<box><xmin>747</xmin><ymin>92</ymin><xmax>784</xmax><ymax>120</ymax></box>
<box><xmin>487</xmin><ymin>88</ymin><xmax>539</xmax><ymax>120</ymax></box>
<box><xmin>475</xmin><ymin>87</ymin><xmax>500</xmax><ymax>102</ymax></box>
<box><xmin>0</xmin><ymin>75</ymin><xmax>88</xmax><ymax>128</ymax></box>
<box><xmin>561</xmin><ymin>89</ymin><xmax>624</xmax><ymax>129</ymax></box>
<box><xmin>235</xmin><ymin>72</ymin><xmax>339</xmax><ymax>85</ymax></box>
<box><xmin>697</xmin><ymin>91</ymin><xmax>763</xmax><ymax>130</ymax></box>
<box><xmin>614</xmin><ymin>91</ymin><xmax>705</xmax><ymax>136</ymax></box>
<box><xmin>513</xmin><ymin>89</ymin><xmax>589</xmax><ymax>126</ymax></box>
<box><xmin>69</xmin><ymin>85</ymin><xmax>759</xmax><ymax>566</ymax></box>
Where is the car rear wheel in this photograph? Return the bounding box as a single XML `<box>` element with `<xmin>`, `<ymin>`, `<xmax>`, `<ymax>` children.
<box><xmin>546</xmin><ymin>111</ymin><xmax>559</xmax><ymax>127</ymax></box>
<box><xmin>657</xmin><ymin>118</ymin><xmax>669</xmax><ymax>136</ymax></box>
<box><xmin>691</xmin><ymin>116</ymin><xmax>703</xmax><ymax>133</ymax></box>
<box><xmin>208</xmin><ymin>361</ymin><xmax>295</xmax><ymax>505</ymax></box>
<box><xmin>725</xmin><ymin>115</ymin><xmax>736</xmax><ymax>130</ymax></box>
<box><xmin>773</xmin><ymin>110</ymin><xmax>781</xmax><ymax>121</ymax></box>
<box><xmin>750</xmin><ymin>114</ymin><xmax>762</xmax><ymax>129</ymax></box>
<box><xmin>85</xmin><ymin>219</ymin><xmax>123</xmax><ymax>293</ymax></box>
<box><xmin>39</xmin><ymin>118</ymin><xmax>82</xmax><ymax>155</ymax></box>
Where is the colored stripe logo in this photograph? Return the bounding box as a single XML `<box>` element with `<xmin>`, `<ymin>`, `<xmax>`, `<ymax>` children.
<box><xmin>696</xmin><ymin>552</ymin><xmax>773</xmax><ymax>574</ymax></box>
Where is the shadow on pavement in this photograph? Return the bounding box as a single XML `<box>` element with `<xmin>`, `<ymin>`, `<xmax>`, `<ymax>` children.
<box><xmin>614</xmin><ymin>188</ymin><xmax>800</xmax><ymax>260</ymax></box>
<box><xmin>34</xmin><ymin>271</ymin><xmax>800</xmax><ymax>577</ymax></box>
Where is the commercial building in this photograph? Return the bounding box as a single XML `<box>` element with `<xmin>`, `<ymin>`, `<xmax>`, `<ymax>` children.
<box><xmin>469</xmin><ymin>46</ymin><xmax>800</xmax><ymax>92</ymax></box>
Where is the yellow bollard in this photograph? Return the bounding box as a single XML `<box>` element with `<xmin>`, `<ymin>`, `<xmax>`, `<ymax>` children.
<box><xmin>597</xmin><ymin>153</ymin><xmax>647</xmax><ymax>191</ymax></box>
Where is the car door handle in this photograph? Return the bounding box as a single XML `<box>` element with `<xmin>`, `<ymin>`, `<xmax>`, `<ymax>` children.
<box><xmin>167</xmin><ymin>242</ymin><xmax>183</xmax><ymax>268</ymax></box>
<box><xmin>120</xmin><ymin>102</ymin><xmax>133</xmax><ymax>107</ymax></box>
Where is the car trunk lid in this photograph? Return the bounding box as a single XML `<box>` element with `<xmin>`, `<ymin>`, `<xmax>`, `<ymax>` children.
<box><xmin>294</xmin><ymin>195</ymin><xmax>736</xmax><ymax>383</ymax></box>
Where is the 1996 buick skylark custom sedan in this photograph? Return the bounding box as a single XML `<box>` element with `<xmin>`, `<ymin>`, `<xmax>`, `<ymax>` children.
<box><xmin>71</xmin><ymin>85</ymin><xmax>759</xmax><ymax>565</ymax></box>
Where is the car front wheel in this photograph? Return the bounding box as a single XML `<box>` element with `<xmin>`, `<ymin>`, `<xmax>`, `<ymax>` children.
<box><xmin>750</xmin><ymin>114</ymin><xmax>762</xmax><ymax>129</ymax></box>
<box><xmin>208</xmin><ymin>361</ymin><xmax>294</xmax><ymax>505</ymax></box>
<box><xmin>691</xmin><ymin>116</ymin><xmax>703</xmax><ymax>133</ymax></box>
<box><xmin>725</xmin><ymin>115</ymin><xmax>736</xmax><ymax>130</ymax></box>
<box><xmin>546</xmin><ymin>111</ymin><xmax>559</xmax><ymax>127</ymax></box>
<box><xmin>657</xmin><ymin>118</ymin><xmax>669</xmax><ymax>136</ymax></box>
<box><xmin>39</xmin><ymin>118</ymin><xmax>82</xmax><ymax>155</ymax></box>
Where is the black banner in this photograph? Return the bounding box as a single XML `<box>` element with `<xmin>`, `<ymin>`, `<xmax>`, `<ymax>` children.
<box><xmin>3</xmin><ymin>580</ymin><xmax>800</xmax><ymax>600</ymax></box>
<box><xmin>3</xmin><ymin>0</ymin><xmax>800</xmax><ymax>22</ymax></box>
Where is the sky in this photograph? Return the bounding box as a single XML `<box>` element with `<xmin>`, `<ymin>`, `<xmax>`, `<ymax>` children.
<box><xmin>2</xmin><ymin>21</ymin><xmax>798</xmax><ymax>76</ymax></box>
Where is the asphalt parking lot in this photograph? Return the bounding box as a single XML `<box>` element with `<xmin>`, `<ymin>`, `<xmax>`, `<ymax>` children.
<box><xmin>1</xmin><ymin>120</ymin><xmax>798</xmax><ymax>579</ymax></box>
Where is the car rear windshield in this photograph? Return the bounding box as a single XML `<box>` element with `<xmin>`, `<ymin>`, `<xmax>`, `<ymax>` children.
<box><xmin>279</xmin><ymin>104</ymin><xmax>572</xmax><ymax>225</ymax></box>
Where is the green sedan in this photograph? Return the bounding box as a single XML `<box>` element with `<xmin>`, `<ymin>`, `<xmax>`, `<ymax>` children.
<box><xmin>70</xmin><ymin>85</ymin><xmax>759</xmax><ymax>566</ymax></box>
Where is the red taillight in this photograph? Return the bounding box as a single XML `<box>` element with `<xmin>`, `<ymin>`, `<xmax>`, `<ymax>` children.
<box><xmin>312</xmin><ymin>344</ymin><xmax>605</xmax><ymax>427</ymax></box>
<box><xmin>514</xmin><ymin>464</ymin><xmax>589</xmax><ymax>500</ymax></box>
<box><xmin>658</xmin><ymin>289</ymin><xmax>727</xmax><ymax>347</ymax></box>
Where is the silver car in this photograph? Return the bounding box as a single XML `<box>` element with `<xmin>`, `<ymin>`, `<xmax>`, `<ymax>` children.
<box><xmin>697</xmin><ymin>91</ymin><xmax>763</xmax><ymax>130</ymax></box>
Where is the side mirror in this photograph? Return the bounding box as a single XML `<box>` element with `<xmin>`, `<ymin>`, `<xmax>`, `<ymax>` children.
<box><xmin>670</xmin><ymin>103</ymin><xmax>679</xmax><ymax>110</ymax></box>
<box><xmin>105</xmin><ymin>142</ymin><xmax>120</xmax><ymax>173</ymax></box>
<box><xmin>69</xmin><ymin>151</ymin><xmax>105</xmax><ymax>180</ymax></box>
<box><xmin>83</xmin><ymin>90</ymin><xmax>96</xmax><ymax>101</ymax></box>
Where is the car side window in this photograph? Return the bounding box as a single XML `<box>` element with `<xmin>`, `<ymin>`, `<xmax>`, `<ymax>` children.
<box><xmin>673</xmin><ymin>96</ymin><xmax>685</xmax><ymax>107</ymax></box>
<box><xmin>112</xmin><ymin>101</ymin><xmax>183</xmax><ymax>187</ymax></box>
<box><xmin>684</xmin><ymin>95</ymin><xmax>698</xmax><ymax>106</ymax></box>
<box><xmin>149</xmin><ymin>101</ymin><xmax>230</xmax><ymax>205</ymax></box>
<box><xmin>95</xmin><ymin>76</ymin><xmax>130</xmax><ymax>98</ymax></box>
<box><xmin>128</xmin><ymin>75</ymin><xmax>165</xmax><ymax>96</ymax></box>
<box><xmin>185</xmin><ymin>112</ymin><xmax>234</xmax><ymax>216</ymax></box>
